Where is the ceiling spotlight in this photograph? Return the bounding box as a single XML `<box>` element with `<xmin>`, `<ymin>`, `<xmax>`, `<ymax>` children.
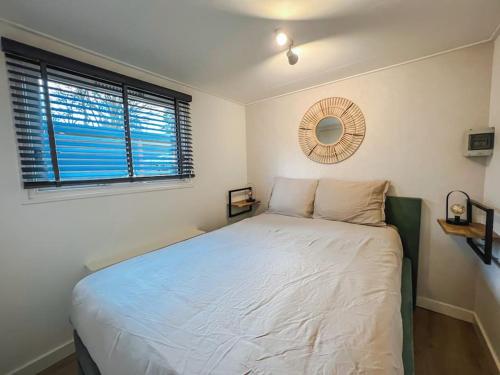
<box><xmin>287</xmin><ymin>47</ymin><xmax>299</xmax><ymax>65</ymax></box>
<box><xmin>275</xmin><ymin>30</ymin><xmax>288</xmax><ymax>46</ymax></box>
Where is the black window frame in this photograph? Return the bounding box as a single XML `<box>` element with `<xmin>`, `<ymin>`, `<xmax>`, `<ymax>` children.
<box><xmin>2</xmin><ymin>37</ymin><xmax>194</xmax><ymax>189</ymax></box>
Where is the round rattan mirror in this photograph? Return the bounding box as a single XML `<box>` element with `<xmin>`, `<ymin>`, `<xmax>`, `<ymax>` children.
<box><xmin>299</xmin><ymin>97</ymin><xmax>365</xmax><ymax>164</ymax></box>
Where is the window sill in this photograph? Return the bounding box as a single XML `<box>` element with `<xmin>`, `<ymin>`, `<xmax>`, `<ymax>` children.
<box><xmin>22</xmin><ymin>178</ymin><xmax>194</xmax><ymax>205</ymax></box>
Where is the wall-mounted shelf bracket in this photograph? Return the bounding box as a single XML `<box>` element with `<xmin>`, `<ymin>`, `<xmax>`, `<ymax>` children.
<box><xmin>228</xmin><ymin>187</ymin><xmax>260</xmax><ymax>218</ymax></box>
<box><xmin>438</xmin><ymin>200</ymin><xmax>497</xmax><ymax>265</ymax></box>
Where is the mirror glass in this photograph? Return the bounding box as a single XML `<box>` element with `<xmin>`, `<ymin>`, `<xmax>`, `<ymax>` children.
<box><xmin>315</xmin><ymin>116</ymin><xmax>343</xmax><ymax>144</ymax></box>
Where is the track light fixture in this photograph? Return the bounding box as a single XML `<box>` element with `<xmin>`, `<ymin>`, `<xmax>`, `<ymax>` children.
<box><xmin>275</xmin><ymin>29</ymin><xmax>299</xmax><ymax>66</ymax></box>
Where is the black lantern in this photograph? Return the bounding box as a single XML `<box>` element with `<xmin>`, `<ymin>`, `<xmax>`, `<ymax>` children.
<box><xmin>446</xmin><ymin>191</ymin><xmax>472</xmax><ymax>226</ymax></box>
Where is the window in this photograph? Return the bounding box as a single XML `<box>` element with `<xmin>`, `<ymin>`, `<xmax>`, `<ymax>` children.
<box><xmin>2</xmin><ymin>37</ymin><xmax>193</xmax><ymax>188</ymax></box>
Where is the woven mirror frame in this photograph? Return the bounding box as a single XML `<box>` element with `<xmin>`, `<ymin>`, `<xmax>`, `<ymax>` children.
<box><xmin>299</xmin><ymin>97</ymin><xmax>365</xmax><ymax>164</ymax></box>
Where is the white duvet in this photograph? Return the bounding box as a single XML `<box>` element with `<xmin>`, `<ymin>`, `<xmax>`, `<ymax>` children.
<box><xmin>71</xmin><ymin>214</ymin><xmax>403</xmax><ymax>375</ymax></box>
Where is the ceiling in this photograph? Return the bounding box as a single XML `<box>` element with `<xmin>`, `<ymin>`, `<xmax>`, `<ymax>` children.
<box><xmin>1</xmin><ymin>0</ymin><xmax>499</xmax><ymax>104</ymax></box>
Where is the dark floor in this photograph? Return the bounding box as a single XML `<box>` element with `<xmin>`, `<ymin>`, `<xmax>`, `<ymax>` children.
<box><xmin>39</xmin><ymin>307</ymin><xmax>497</xmax><ymax>375</ymax></box>
<box><xmin>38</xmin><ymin>353</ymin><xmax>78</xmax><ymax>375</ymax></box>
<box><xmin>413</xmin><ymin>308</ymin><xmax>497</xmax><ymax>375</ymax></box>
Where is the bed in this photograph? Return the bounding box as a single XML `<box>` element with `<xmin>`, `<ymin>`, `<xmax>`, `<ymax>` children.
<box><xmin>72</xmin><ymin>196</ymin><xmax>421</xmax><ymax>375</ymax></box>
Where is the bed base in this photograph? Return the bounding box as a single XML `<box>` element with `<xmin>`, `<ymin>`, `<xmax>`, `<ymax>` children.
<box><xmin>74</xmin><ymin>331</ymin><xmax>100</xmax><ymax>375</ymax></box>
<box><xmin>401</xmin><ymin>258</ymin><xmax>415</xmax><ymax>375</ymax></box>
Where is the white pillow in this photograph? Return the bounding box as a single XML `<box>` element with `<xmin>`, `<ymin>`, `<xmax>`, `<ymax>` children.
<box><xmin>313</xmin><ymin>179</ymin><xmax>390</xmax><ymax>226</ymax></box>
<box><xmin>268</xmin><ymin>177</ymin><xmax>318</xmax><ymax>218</ymax></box>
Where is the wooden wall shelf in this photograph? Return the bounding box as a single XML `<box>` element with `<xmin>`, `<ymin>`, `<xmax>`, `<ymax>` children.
<box><xmin>231</xmin><ymin>200</ymin><xmax>260</xmax><ymax>208</ymax></box>
<box><xmin>437</xmin><ymin>219</ymin><xmax>500</xmax><ymax>240</ymax></box>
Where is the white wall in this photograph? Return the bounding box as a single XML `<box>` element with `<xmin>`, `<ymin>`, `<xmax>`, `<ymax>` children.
<box><xmin>246</xmin><ymin>43</ymin><xmax>493</xmax><ymax>311</ymax></box>
<box><xmin>0</xmin><ymin>22</ymin><xmax>247</xmax><ymax>374</ymax></box>
<box><xmin>476</xmin><ymin>35</ymin><xmax>500</xmax><ymax>362</ymax></box>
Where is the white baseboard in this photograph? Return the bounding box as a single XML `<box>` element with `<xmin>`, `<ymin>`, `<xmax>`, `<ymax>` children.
<box><xmin>473</xmin><ymin>312</ymin><xmax>500</xmax><ymax>371</ymax></box>
<box><xmin>416</xmin><ymin>296</ymin><xmax>475</xmax><ymax>322</ymax></box>
<box><xmin>6</xmin><ymin>339</ymin><xmax>75</xmax><ymax>375</ymax></box>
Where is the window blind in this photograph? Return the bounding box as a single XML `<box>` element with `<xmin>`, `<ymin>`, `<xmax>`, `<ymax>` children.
<box><xmin>2</xmin><ymin>37</ymin><xmax>193</xmax><ymax>188</ymax></box>
<box><xmin>128</xmin><ymin>89</ymin><xmax>179</xmax><ymax>177</ymax></box>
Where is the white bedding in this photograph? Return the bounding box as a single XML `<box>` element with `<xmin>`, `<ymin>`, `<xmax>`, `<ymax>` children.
<box><xmin>71</xmin><ymin>214</ymin><xmax>403</xmax><ymax>375</ymax></box>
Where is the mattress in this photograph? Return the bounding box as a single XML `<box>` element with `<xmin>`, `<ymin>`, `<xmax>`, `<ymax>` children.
<box><xmin>71</xmin><ymin>213</ymin><xmax>404</xmax><ymax>374</ymax></box>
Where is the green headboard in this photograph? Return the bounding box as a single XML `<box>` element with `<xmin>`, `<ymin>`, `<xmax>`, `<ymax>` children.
<box><xmin>385</xmin><ymin>196</ymin><xmax>422</xmax><ymax>307</ymax></box>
